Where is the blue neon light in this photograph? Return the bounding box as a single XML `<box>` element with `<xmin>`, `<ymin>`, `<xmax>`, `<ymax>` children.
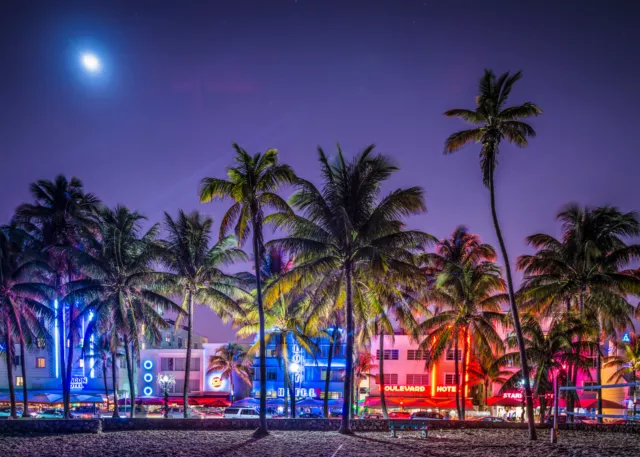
<box><xmin>88</xmin><ymin>310</ymin><xmax>95</xmax><ymax>379</ymax></box>
<box><xmin>143</xmin><ymin>373</ymin><xmax>153</xmax><ymax>383</ymax></box>
<box><xmin>143</xmin><ymin>360</ymin><xmax>153</xmax><ymax>370</ymax></box>
<box><xmin>54</xmin><ymin>300</ymin><xmax>60</xmax><ymax>378</ymax></box>
<box><xmin>143</xmin><ymin>386</ymin><xmax>153</xmax><ymax>396</ymax></box>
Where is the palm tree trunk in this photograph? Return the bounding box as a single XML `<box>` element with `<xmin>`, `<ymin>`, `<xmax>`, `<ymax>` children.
<box><xmin>103</xmin><ymin>358</ymin><xmax>110</xmax><ymax>412</ymax></box>
<box><xmin>123</xmin><ymin>335</ymin><xmax>135</xmax><ymax>418</ymax></box>
<box><xmin>633</xmin><ymin>372</ymin><xmax>637</xmax><ymax>418</ymax></box>
<box><xmin>56</xmin><ymin>295</ymin><xmax>67</xmax><ymax>420</ymax></box>
<box><xmin>284</xmin><ymin>338</ymin><xmax>296</xmax><ymax>418</ymax></box>
<box><xmin>355</xmin><ymin>378</ymin><xmax>360</xmax><ymax>417</ymax></box>
<box><xmin>20</xmin><ymin>342</ymin><xmax>29</xmax><ymax>417</ymax></box>
<box><xmin>183</xmin><ymin>291</ymin><xmax>193</xmax><ymax>418</ymax></box>
<box><xmin>252</xmin><ymin>229</ymin><xmax>268</xmax><ymax>435</ymax></box>
<box><xmin>454</xmin><ymin>335</ymin><xmax>461</xmax><ymax>419</ymax></box>
<box><xmin>539</xmin><ymin>397</ymin><xmax>546</xmax><ymax>425</ymax></box>
<box><xmin>5</xmin><ymin>328</ymin><xmax>17</xmax><ymax>418</ymax></box>
<box><xmin>461</xmin><ymin>326</ymin><xmax>469</xmax><ymax>420</ymax></box>
<box><xmin>323</xmin><ymin>327</ymin><xmax>336</xmax><ymax>418</ymax></box>
<box><xmin>283</xmin><ymin>364</ymin><xmax>290</xmax><ymax>418</ymax></box>
<box><xmin>339</xmin><ymin>260</ymin><xmax>354</xmax><ymax>434</ymax></box>
<box><xmin>112</xmin><ymin>349</ymin><xmax>120</xmax><ymax>418</ymax></box>
<box><xmin>379</xmin><ymin>330</ymin><xmax>389</xmax><ymax>420</ymax></box>
<box><xmin>596</xmin><ymin>337</ymin><xmax>603</xmax><ymax>423</ymax></box>
<box><xmin>229</xmin><ymin>372</ymin><xmax>234</xmax><ymax>404</ymax></box>
<box><xmin>488</xmin><ymin>165</ymin><xmax>537</xmax><ymax>440</ymax></box>
<box><xmin>64</xmin><ymin>323</ymin><xmax>74</xmax><ymax>419</ymax></box>
<box><xmin>484</xmin><ymin>380</ymin><xmax>489</xmax><ymax>410</ymax></box>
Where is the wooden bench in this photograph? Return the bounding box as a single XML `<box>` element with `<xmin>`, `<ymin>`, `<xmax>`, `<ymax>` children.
<box><xmin>388</xmin><ymin>420</ymin><xmax>429</xmax><ymax>438</ymax></box>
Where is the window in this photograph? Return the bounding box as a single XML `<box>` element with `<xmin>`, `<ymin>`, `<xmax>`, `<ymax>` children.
<box><xmin>13</xmin><ymin>355</ymin><xmax>21</xmax><ymax>367</ymax></box>
<box><xmin>120</xmin><ymin>359</ymin><xmax>127</xmax><ymax>369</ymax></box>
<box><xmin>160</xmin><ymin>357</ymin><xmax>174</xmax><ymax>371</ymax></box>
<box><xmin>188</xmin><ymin>379</ymin><xmax>199</xmax><ymax>392</ymax></box>
<box><xmin>193</xmin><ymin>343</ymin><xmax>199</xmax><ymax>349</ymax></box>
<box><xmin>321</xmin><ymin>368</ymin><xmax>343</xmax><ymax>381</ymax></box>
<box><xmin>319</xmin><ymin>391</ymin><xmax>341</xmax><ymax>400</ymax></box>
<box><xmin>36</xmin><ymin>339</ymin><xmax>46</xmax><ymax>349</ymax></box>
<box><xmin>16</xmin><ymin>376</ymin><xmax>24</xmax><ymax>387</ymax></box>
<box><xmin>165</xmin><ymin>333</ymin><xmax>171</xmax><ymax>343</ymax></box>
<box><xmin>78</xmin><ymin>359</ymin><xmax>84</xmax><ymax>368</ymax></box>
<box><xmin>191</xmin><ymin>358</ymin><xmax>200</xmax><ymax>371</ymax></box>
<box><xmin>444</xmin><ymin>373</ymin><xmax>460</xmax><ymax>385</ymax></box>
<box><xmin>446</xmin><ymin>349</ymin><xmax>462</xmax><ymax>361</ymax></box>
<box><xmin>177</xmin><ymin>337</ymin><xmax>183</xmax><ymax>348</ymax></box>
<box><xmin>267</xmin><ymin>369</ymin><xmax>278</xmax><ymax>381</ymax></box>
<box><xmin>407</xmin><ymin>350</ymin><xmax>429</xmax><ymax>361</ymax></box>
<box><xmin>376</xmin><ymin>350</ymin><xmax>399</xmax><ymax>360</ymax></box>
<box><xmin>305</xmin><ymin>367</ymin><xmax>320</xmax><ymax>381</ymax></box>
<box><xmin>406</xmin><ymin>374</ymin><xmax>430</xmax><ymax>385</ymax></box>
<box><xmin>36</xmin><ymin>357</ymin><xmax>46</xmax><ymax>368</ymax></box>
<box><xmin>382</xmin><ymin>373</ymin><xmax>398</xmax><ymax>385</ymax></box>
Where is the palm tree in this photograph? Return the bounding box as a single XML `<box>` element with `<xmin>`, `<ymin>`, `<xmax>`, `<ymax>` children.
<box><xmin>603</xmin><ymin>334</ymin><xmax>640</xmax><ymax>417</ymax></box>
<box><xmin>66</xmin><ymin>206</ymin><xmax>181</xmax><ymax>417</ymax></box>
<box><xmin>161</xmin><ymin>210</ymin><xmax>249</xmax><ymax>417</ymax></box>
<box><xmin>444</xmin><ymin>70</ymin><xmax>542</xmax><ymax>439</ymax></box>
<box><xmin>207</xmin><ymin>343</ymin><xmax>253</xmax><ymax>404</ymax></box>
<box><xmin>13</xmin><ymin>175</ymin><xmax>100</xmax><ymax>418</ymax></box>
<box><xmin>200</xmin><ymin>143</ymin><xmax>296</xmax><ymax>436</ymax></box>
<box><xmin>353</xmin><ymin>352</ymin><xmax>376</xmax><ymax>416</ymax></box>
<box><xmin>420</xmin><ymin>260</ymin><xmax>506</xmax><ymax>419</ymax></box>
<box><xmin>517</xmin><ymin>205</ymin><xmax>640</xmax><ymax>421</ymax></box>
<box><xmin>0</xmin><ymin>227</ymin><xmax>53</xmax><ymax>418</ymax></box>
<box><xmin>268</xmin><ymin>145</ymin><xmax>430</xmax><ymax>433</ymax></box>
<box><xmin>467</xmin><ymin>354</ymin><xmax>510</xmax><ymax>410</ymax></box>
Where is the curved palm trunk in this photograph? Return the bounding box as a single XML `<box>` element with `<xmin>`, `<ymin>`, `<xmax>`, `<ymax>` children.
<box><xmin>5</xmin><ymin>329</ymin><xmax>17</xmax><ymax>418</ymax></box>
<box><xmin>252</xmin><ymin>229</ymin><xmax>269</xmax><ymax>435</ymax></box>
<box><xmin>64</xmin><ymin>323</ymin><xmax>74</xmax><ymax>419</ymax></box>
<box><xmin>454</xmin><ymin>336</ymin><xmax>461</xmax><ymax>419</ymax></box>
<box><xmin>229</xmin><ymin>372</ymin><xmax>235</xmax><ymax>404</ymax></box>
<box><xmin>103</xmin><ymin>358</ymin><xmax>110</xmax><ymax>412</ymax></box>
<box><xmin>539</xmin><ymin>397</ymin><xmax>547</xmax><ymax>425</ymax></box>
<box><xmin>123</xmin><ymin>335</ymin><xmax>135</xmax><ymax>418</ymax></box>
<box><xmin>461</xmin><ymin>326</ymin><xmax>469</xmax><ymax>420</ymax></box>
<box><xmin>354</xmin><ymin>378</ymin><xmax>360</xmax><ymax>417</ymax></box>
<box><xmin>489</xmin><ymin>165</ymin><xmax>537</xmax><ymax>440</ymax></box>
<box><xmin>111</xmin><ymin>349</ymin><xmax>120</xmax><ymax>418</ymax></box>
<box><xmin>596</xmin><ymin>318</ymin><xmax>603</xmax><ymax>423</ymax></box>
<box><xmin>20</xmin><ymin>342</ymin><xmax>29</xmax><ymax>417</ymax></box>
<box><xmin>339</xmin><ymin>260</ymin><xmax>354</xmax><ymax>434</ymax></box>
<box><xmin>55</xmin><ymin>295</ymin><xmax>67</xmax><ymax>420</ymax></box>
<box><xmin>484</xmin><ymin>380</ymin><xmax>489</xmax><ymax>410</ymax></box>
<box><xmin>183</xmin><ymin>291</ymin><xmax>193</xmax><ymax>418</ymax></box>
<box><xmin>379</xmin><ymin>331</ymin><xmax>389</xmax><ymax>419</ymax></box>
<box><xmin>323</xmin><ymin>327</ymin><xmax>337</xmax><ymax>418</ymax></box>
<box><xmin>283</xmin><ymin>338</ymin><xmax>295</xmax><ymax>418</ymax></box>
<box><xmin>283</xmin><ymin>364</ymin><xmax>290</xmax><ymax>418</ymax></box>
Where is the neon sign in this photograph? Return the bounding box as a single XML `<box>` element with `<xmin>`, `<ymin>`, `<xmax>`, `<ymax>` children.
<box><xmin>143</xmin><ymin>360</ymin><xmax>153</xmax><ymax>370</ymax></box>
<box><xmin>211</xmin><ymin>376</ymin><xmax>223</xmax><ymax>389</ymax></box>
<box><xmin>70</xmin><ymin>376</ymin><xmax>88</xmax><ymax>390</ymax></box>
<box><xmin>503</xmin><ymin>392</ymin><xmax>522</xmax><ymax>400</ymax></box>
<box><xmin>143</xmin><ymin>386</ymin><xmax>153</xmax><ymax>396</ymax></box>
<box><xmin>384</xmin><ymin>385</ymin><xmax>427</xmax><ymax>393</ymax></box>
<box><xmin>292</xmin><ymin>344</ymin><xmax>303</xmax><ymax>384</ymax></box>
<box><xmin>622</xmin><ymin>332</ymin><xmax>631</xmax><ymax>343</ymax></box>
<box><xmin>435</xmin><ymin>385</ymin><xmax>457</xmax><ymax>393</ymax></box>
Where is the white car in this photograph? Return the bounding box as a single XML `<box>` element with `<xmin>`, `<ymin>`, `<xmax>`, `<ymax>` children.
<box><xmin>223</xmin><ymin>407</ymin><xmax>260</xmax><ymax>419</ymax></box>
<box><xmin>102</xmin><ymin>405</ymin><xmax>147</xmax><ymax>418</ymax></box>
<box><xmin>166</xmin><ymin>406</ymin><xmax>205</xmax><ymax>419</ymax></box>
<box><xmin>37</xmin><ymin>409</ymin><xmax>70</xmax><ymax>419</ymax></box>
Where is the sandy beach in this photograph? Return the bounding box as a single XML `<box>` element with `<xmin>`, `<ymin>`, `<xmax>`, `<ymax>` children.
<box><xmin>1</xmin><ymin>429</ymin><xmax>639</xmax><ymax>457</ymax></box>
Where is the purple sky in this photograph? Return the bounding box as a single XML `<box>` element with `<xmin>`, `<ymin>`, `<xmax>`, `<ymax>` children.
<box><xmin>1</xmin><ymin>1</ymin><xmax>639</xmax><ymax>342</ymax></box>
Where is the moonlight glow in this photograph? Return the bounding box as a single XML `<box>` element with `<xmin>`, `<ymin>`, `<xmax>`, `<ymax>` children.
<box><xmin>81</xmin><ymin>53</ymin><xmax>101</xmax><ymax>72</ymax></box>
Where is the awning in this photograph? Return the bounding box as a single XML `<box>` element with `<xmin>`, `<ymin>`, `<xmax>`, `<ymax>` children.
<box><xmin>435</xmin><ymin>398</ymin><xmax>474</xmax><ymax>409</ymax></box>
<box><xmin>488</xmin><ymin>396</ymin><xmax>524</xmax><ymax>407</ymax></box>
<box><xmin>363</xmin><ymin>397</ymin><xmax>440</xmax><ymax>408</ymax></box>
<box><xmin>578</xmin><ymin>398</ymin><xmax>626</xmax><ymax>410</ymax></box>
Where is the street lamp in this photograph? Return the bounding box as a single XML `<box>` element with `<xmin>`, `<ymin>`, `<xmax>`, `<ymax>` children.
<box><xmin>289</xmin><ymin>363</ymin><xmax>301</xmax><ymax>418</ymax></box>
<box><xmin>158</xmin><ymin>374</ymin><xmax>175</xmax><ymax>419</ymax></box>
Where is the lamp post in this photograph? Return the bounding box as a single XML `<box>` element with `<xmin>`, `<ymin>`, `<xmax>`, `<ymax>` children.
<box><xmin>158</xmin><ymin>374</ymin><xmax>175</xmax><ymax>419</ymax></box>
<box><xmin>289</xmin><ymin>362</ymin><xmax>300</xmax><ymax>418</ymax></box>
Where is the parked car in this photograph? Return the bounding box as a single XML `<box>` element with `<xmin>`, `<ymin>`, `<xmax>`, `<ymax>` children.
<box><xmin>0</xmin><ymin>407</ymin><xmax>19</xmax><ymax>418</ymax></box>
<box><xmin>388</xmin><ymin>411</ymin><xmax>412</xmax><ymax>419</ymax></box>
<box><xmin>102</xmin><ymin>405</ymin><xmax>147</xmax><ymax>418</ymax></box>
<box><xmin>166</xmin><ymin>406</ymin><xmax>205</xmax><ymax>419</ymax></box>
<box><xmin>473</xmin><ymin>416</ymin><xmax>505</xmax><ymax>422</ymax></box>
<box><xmin>612</xmin><ymin>419</ymin><xmax>640</xmax><ymax>425</ymax></box>
<box><xmin>223</xmin><ymin>407</ymin><xmax>260</xmax><ymax>419</ymax></box>
<box><xmin>298</xmin><ymin>412</ymin><xmax>323</xmax><ymax>418</ymax></box>
<box><xmin>410</xmin><ymin>411</ymin><xmax>444</xmax><ymax>420</ymax></box>
<box><xmin>361</xmin><ymin>413</ymin><xmax>384</xmax><ymax>419</ymax></box>
<box><xmin>544</xmin><ymin>415</ymin><xmax>593</xmax><ymax>425</ymax></box>
<box><xmin>72</xmin><ymin>406</ymin><xmax>98</xmax><ymax>419</ymax></box>
<box><xmin>37</xmin><ymin>409</ymin><xmax>72</xmax><ymax>419</ymax></box>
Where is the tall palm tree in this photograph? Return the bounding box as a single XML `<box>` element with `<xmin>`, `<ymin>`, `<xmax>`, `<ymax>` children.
<box><xmin>207</xmin><ymin>343</ymin><xmax>253</xmax><ymax>404</ymax></box>
<box><xmin>603</xmin><ymin>334</ymin><xmax>640</xmax><ymax>417</ymax></box>
<box><xmin>13</xmin><ymin>175</ymin><xmax>100</xmax><ymax>418</ymax></box>
<box><xmin>353</xmin><ymin>352</ymin><xmax>376</xmax><ymax>416</ymax></box>
<box><xmin>200</xmin><ymin>143</ymin><xmax>296</xmax><ymax>436</ymax></box>
<box><xmin>444</xmin><ymin>70</ymin><xmax>542</xmax><ymax>439</ymax></box>
<box><xmin>420</xmin><ymin>260</ymin><xmax>506</xmax><ymax>419</ymax></box>
<box><xmin>0</xmin><ymin>227</ymin><xmax>53</xmax><ymax>418</ymax></box>
<box><xmin>66</xmin><ymin>206</ymin><xmax>181</xmax><ymax>417</ymax></box>
<box><xmin>466</xmin><ymin>353</ymin><xmax>510</xmax><ymax>410</ymax></box>
<box><xmin>268</xmin><ymin>145</ymin><xmax>430</xmax><ymax>433</ymax></box>
<box><xmin>161</xmin><ymin>210</ymin><xmax>249</xmax><ymax>417</ymax></box>
<box><xmin>518</xmin><ymin>205</ymin><xmax>640</xmax><ymax>421</ymax></box>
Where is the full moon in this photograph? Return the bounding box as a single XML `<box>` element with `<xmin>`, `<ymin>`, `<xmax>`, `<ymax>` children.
<box><xmin>81</xmin><ymin>53</ymin><xmax>101</xmax><ymax>72</ymax></box>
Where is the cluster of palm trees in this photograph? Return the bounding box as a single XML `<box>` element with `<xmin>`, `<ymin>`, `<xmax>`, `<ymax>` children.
<box><xmin>1</xmin><ymin>69</ymin><xmax>639</xmax><ymax>442</ymax></box>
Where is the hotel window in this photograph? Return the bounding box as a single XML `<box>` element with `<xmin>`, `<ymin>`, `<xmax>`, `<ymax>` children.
<box><xmin>120</xmin><ymin>358</ymin><xmax>127</xmax><ymax>369</ymax></box>
<box><xmin>13</xmin><ymin>355</ymin><xmax>21</xmax><ymax>367</ymax></box>
<box><xmin>160</xmin><ymin>357</ymin><xmax>174</xmax><ymax>371</ymax></box>
<box><xmin>321</xmin><ymin>368</ymin><xmax>343</xmax><ymax>381</ymax></box>
<box><xmin>319</xmin><ymin>391</ymin><xmax>341</xmax><ymax>400</ymax></box>
<box><xmin>407</xmin><ymin>350</ymin><xmax>429</xmax><ymax>361</ymax></box>
<box><xmin>79</xmin><ymin>359</ymin><xmax>84</xmax><ymax>368</ymax></box>
<box><xmin>382</xmin><ymin>373</ymin><xmax>398</xmax><ymax>385</ymax></box>
<box><xmin>305</xmin><ymin>367</ymin><xmax>320</xmax><ymax>381</ymax></box>
<box><xmin>445</xmin><ymin>349</ymin><xmax>462</xmax><ymax>361</ymax></box>
<box><xmin>36</xmin><ymin>338</ymin><xmax>46</xmax><ymax>349</ymax></box>
<box><xmin>406</xmin><ymin>374</ymin><xmax>430</xmax><ymax>385</ymax></box>
<box><xmin>444</xmin><ymin>373</ymin><xmax>460</xmax><ymax>385</ymax></box>
<box><xmin>177</xmin><ymin>337</ymin><xmax>183</xmax><ymax>348</ymax></box>
<box><xmin>191</xmin><ymin>358</ymin><xmax>200</xmax><ymax>371</ymax></box>
<box><xmin>188</xmin><ymin>379</ymin><xmax>199</xmax><ymax>392</ymax></box>
<box><xmin>267</xmin><ymin>369</ymin><xmax>278</xmax><ymax>381</ymax></box>
<box><xmin>36</xmin><ymin>357</ymin><xmax>46</xmax><ymax>368</ymax></box>
<box><xmin>16</xmin><ymin>376</ymin><xmax>24</xmax><ymax>387</ymax></box>
<box><xmin>376</xmin><ymin>350</ymin><xmax>399</xmax><ymax>360</ymax></box>
<box><xmin>165</xmin><ymin>333</ymin><xmax>171</xmax><ymax>343</ymax></box>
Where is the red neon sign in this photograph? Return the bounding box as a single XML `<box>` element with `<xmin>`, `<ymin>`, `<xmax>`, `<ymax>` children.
<box><xmin>502</xmin><ymin>392</ymin><xmax>522</xmax><ymax>400</ymax></box>
<box><xmin>435</xmin><ymin>385</ymin><xmax>457</xmax><ymax>393</ymax></box>
<box><xmin>384</xmin><ymin>385</ymin><xmax>427</xmax><ymax>393</ymax></box>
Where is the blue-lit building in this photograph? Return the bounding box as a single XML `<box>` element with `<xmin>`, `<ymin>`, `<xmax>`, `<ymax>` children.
<box><xmin>251</xmin><ymin>329</ymin><xmax>347</xmax><ymax>406</ymax></box>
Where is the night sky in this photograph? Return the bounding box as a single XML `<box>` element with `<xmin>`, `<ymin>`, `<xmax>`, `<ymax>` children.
<box><xmin>1</xmin><ymin>0</ymin><xmax>639</xmax><ymax>341</ymax></box>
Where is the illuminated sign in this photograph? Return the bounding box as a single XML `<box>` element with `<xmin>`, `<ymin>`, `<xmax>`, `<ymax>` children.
<box><xmin>211</xmin><ymin>376</ymin><xmax>223</xmax><ymax>389</ymax></box>
<box><xmin>70</xmin><ymin>376</ymin><xmax>88</xmax><ymax>390</ymax></box>
<box><xmin>622</xmin><ymin>333</ymin><xmax>631</xmax><ymax>343</ymax></box>
<box><xmin>143</xmin><ymin>386</ymin><xmax>153</xmax><ymax>396</ymax></box>
<box><xmin>435</xmin><ymin>385</ymin><xmax>457</xmax><ymax>393</ymax></box>
<box><xmin>503</xmin><ymin>392</ymin><xmax>522</xmax><ymax>400</ymax></box>
<box><xmin>276</xmin><ymin>387</ymin><xmax>319</xmax><ymax>398</ymax></box>
<box><xmin>143</xmin><ymin>373</ymin><xmax>153</xmax><ymax>383</ymax></box>
<box><xmin>384</xmin><ymin>385</ymin><xmax>427</xmax><ymax>393</ymax></box>
<box><xmin>143</xmin><ymin>360</ymin><xmax>153</xmax><ymax>370</ymax></box>
<box><xmin>292</xmin><ymin>344</ymin><xmax>303</xmax><ymax>383</ymax></box>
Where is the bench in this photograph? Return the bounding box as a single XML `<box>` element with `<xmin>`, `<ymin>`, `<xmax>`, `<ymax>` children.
<box><xmin>388</xmin><ymin>420</ymin><xmax>429</xmax><ymax>438</ymax></box>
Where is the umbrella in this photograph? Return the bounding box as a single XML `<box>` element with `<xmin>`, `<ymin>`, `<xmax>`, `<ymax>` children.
<box><xmin>579</xmin><ymin>398</ymin><xmax>626</xmax><ymax>409</ymax></box>
<box><xmin>487</xmin><ymin>396</ymin><xmax>524</xmax><ymax>407</ymax></box>
<box><xmin>28</xmin><ymin>393</ymin><xmax>63</xmax><ymax>404</ymax></box>
<box><xmin>69</xmin><ymin>394</ymin><xmax>106</xmax><ymax>403</ymax></box>
<box><xmin>436</xmin><ymin>398</ymin><xmax>473</xmax><ymax>409</ymax></box>
<box><xmin>296</xmin><ymin>398</ymin><xmax>323</xmax><ymax>407</ymax></box>
<box><xmin>231</xmin><ymin>398</ymin><xmax>259</xmax><ymax>407</ymax></box>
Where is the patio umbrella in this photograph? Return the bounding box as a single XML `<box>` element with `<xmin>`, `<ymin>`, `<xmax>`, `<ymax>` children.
<box><xmin>231</xmin><ymin>398</ymin><xmax>259</xmax><ymax>407</ymax></box>
<box><xmin>296</xmin><ymin>398</ymin><xmax>323</xmax><ymax>407</ymax></box>
<box><xmin>28</xmin><ymin>393</ymin><xmax>63</xmax><ymax>404</ymax></box>
<box><xmin>579</xmin><ymin>398</ymin><xmax>626</xmax><ymax>409</ymax></box>
<box><xmin>436</xmin><ymin>398</ymin><xmax>473</xmax><ymax>409</ymax></box>
<box><xmin>69</xmin><ymin>394</ymin><xmax>106</xmax><ymax>403</ymax></box>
